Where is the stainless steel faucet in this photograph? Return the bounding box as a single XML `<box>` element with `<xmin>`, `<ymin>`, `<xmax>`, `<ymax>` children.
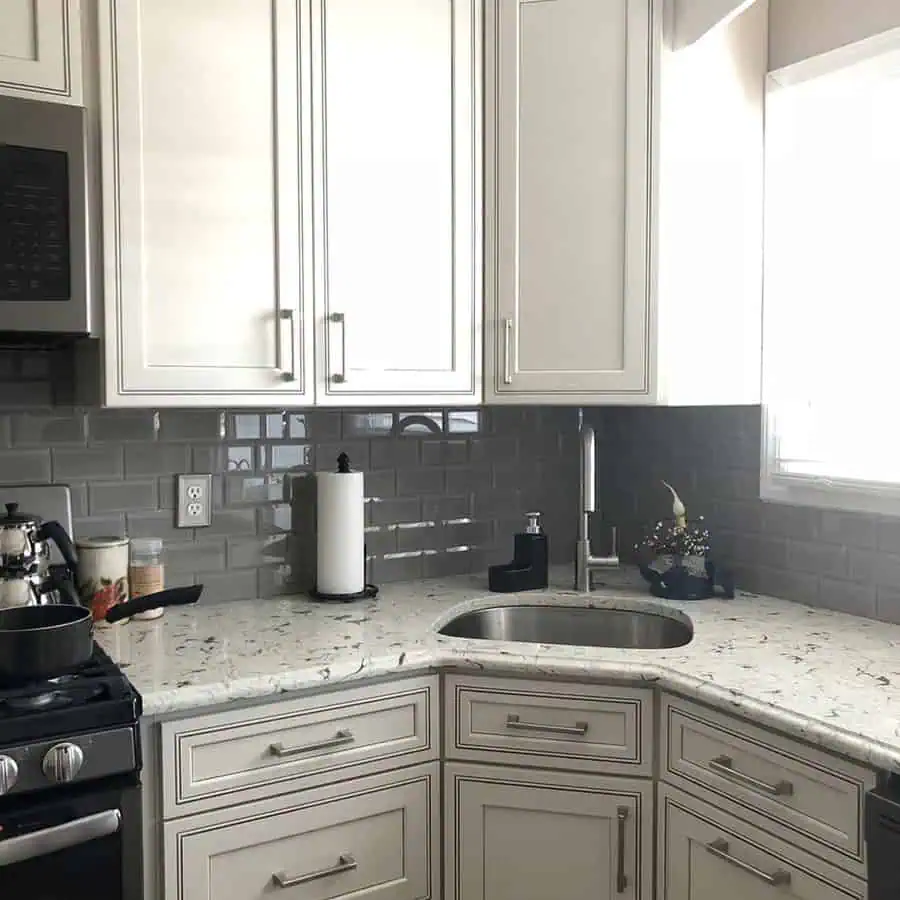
<box><xmin>575</xmin><ymin>413</ymin><xmax>619</xmax><ymax>592</ymax></box>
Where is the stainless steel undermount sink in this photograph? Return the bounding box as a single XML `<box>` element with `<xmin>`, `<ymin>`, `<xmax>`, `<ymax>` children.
<box><xmin>438</xmin><ymin>603</ymin><xmax>693</xmax><ymax>650</ymax></box>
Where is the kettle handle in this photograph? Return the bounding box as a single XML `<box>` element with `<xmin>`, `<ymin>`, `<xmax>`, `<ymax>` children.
<box><xmin>37</xmin><ymin>520</ymin><xmax>78</xmax><ymax>573</ymax></box>
<box><xmin>42</xmin><ymin>566</ymin><xmax>81</xmax><ymax>606</ymax></box>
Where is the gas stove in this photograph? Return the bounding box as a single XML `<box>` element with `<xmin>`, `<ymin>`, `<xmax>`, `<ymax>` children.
<box><xmin>0</xmin><ymin>643</ymin><xmax>142</xmax><ymax>799</ymax></box>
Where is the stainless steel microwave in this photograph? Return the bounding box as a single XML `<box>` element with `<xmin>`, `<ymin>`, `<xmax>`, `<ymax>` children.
<box><xmin>0</xmin><ymin>96</ymin><xmax>96</xmax><ymax>336</ymax></box>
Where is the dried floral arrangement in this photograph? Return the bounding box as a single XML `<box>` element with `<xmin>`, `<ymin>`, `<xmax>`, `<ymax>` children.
<box><xmin>635</xmin><ymin>482</ymin><xmax>711</xmax><ymax>560</ymax></box>
<box><xmin>635</xmin><ymin>482</ymin><xmax>733</xmax><ymax>600</ymax></box>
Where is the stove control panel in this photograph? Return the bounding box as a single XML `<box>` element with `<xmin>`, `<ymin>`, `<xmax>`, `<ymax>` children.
<box><xmin>0</xmin><ymin>728</ymin><xmax>136</xmax><ymax>798</ymax></box>
<box><xmin>0</xmin><ymin>756</ymin><xmax>18</xmax><ymax>795</ymax></box>
<box><xmin>42</xmin><ymin>742</ymin><xmax>84</xmax><ymax>784</ymax></box>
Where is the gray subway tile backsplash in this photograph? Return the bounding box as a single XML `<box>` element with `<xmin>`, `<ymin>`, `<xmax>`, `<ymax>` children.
<box><xmin>590</xmin><ymin>404</ymin><xmax>900</xmax><ymax>623</ymax></box>
<box><xmin>2</xmin><ymin>449</ymin><xmax>52</xmax><ymax>483</ymax></box>
<box><xmin>0</xmin><ymin>350</ymin><xmax>574</xmax><ymax>602</ymax></box>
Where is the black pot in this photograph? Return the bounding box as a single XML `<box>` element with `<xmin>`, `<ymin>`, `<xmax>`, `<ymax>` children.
<box><xmin>0</xmin><ymin>584</ymin><xmax>202</xmax><ymax>683</ymax></box>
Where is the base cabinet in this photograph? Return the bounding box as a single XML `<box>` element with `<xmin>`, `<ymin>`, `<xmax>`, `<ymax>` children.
<box><xmin>658</xmin><ymin>786</ymin><xmax>866</xmax><ymax>900</ymax></box>
<box><xmin>445</xmin><ymin>763</ymin><xmax>652</xmax><ymax>900</ymax></box>
<box><xmin>165</xmin><ymin>763</ymin><xmax>440</xmax><ymax>900</ymax></box>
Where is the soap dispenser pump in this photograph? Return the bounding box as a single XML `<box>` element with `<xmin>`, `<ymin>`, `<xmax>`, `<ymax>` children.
<box><xmin>488</xmin><ymin>512</ymin><xmax>549</xmax><ymax>593</ymax></box>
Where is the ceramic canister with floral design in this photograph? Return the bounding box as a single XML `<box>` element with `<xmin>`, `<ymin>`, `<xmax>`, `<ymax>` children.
<box><xmin>75</xmin><ymin>536</ymin><xmax>130</xmax><ymax>625</ymax></box>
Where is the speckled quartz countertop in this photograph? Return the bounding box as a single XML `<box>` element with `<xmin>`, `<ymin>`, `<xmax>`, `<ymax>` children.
<box><xmin>97</xmin><ymin>569</ymin><xmax>900</xmax><ymax>771</ymax></box>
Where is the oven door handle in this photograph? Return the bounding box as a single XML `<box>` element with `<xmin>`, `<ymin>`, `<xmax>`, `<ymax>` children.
<box><xmin>0</xmin><ymin>809</ymin><xmax>121</xmax><ymax>867</ymax></box>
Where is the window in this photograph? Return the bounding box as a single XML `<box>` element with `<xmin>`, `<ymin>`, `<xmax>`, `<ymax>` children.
<box><xmin>762</xmin><ymin>31</ymin><xmax>900</xmax><ymax>515</ymax></box>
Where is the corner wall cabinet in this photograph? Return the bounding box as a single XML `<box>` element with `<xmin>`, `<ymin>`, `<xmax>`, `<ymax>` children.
<box><xmin>98</xmin><ymin>0</ymin><xmax>480</xmax><ymax>407</ymax></box>
<box><xmin>484</xmin><ymin>0</ymin><xmax>767</xmax><ymax>405</ymax></box>
<box><xmin>0</xmin><ymin>0</ymin><xmax>82</xmax><ymax>104</ymax></box>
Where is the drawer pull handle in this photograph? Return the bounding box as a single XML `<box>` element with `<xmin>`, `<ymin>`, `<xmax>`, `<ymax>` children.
<box><xmin>505</xmin><ymin>714</ymin><xmax>589</xmax><ymax>736</ymax></box>
<box><xmin>708</xmin><ymin>755</ymin><xmax>794</xmax><ymax>796</ymax></box>
<box><xmin>616</xmin><ymin>805</ymin><xmax>628</xmax><ymax>894</ymax></box>
<box><xmin>272</xmin><ymin>853</ymin><xmax>357</xmax><ymax>888</ymax></box>
<box><xmin>268</xmin><ymin>729</ymin><xmax>354</xmax><ymax>757</ymax></box>
<box><xmin>705</xmin><ymin>838</ymin><xmax>791</xmax><ymax>887</ymax></box>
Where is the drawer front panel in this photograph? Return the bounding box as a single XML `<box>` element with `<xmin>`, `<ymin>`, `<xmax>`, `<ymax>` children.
<box><xmin>661</xmin><ymin>695</ymin><xmax>874</xmax><ymax>871</ymax></box>
<box><xmin>162</xmin><ymin>676</ymin><xmax>437</xmax><ymax>817</ymax></box>
<box><xmin>166</xmin><ymin>764</ymin><xmax>439</xmax><ymax>900</ymax></box>
<box><xmin>659</xmin><ymin>784</ymin><xmax>866</xmax><ymax>900</ymax></box>
<box><xmin>446</xmin><ymin>675</ymin><xmax>651</xmax><ymax>775</ymax></box>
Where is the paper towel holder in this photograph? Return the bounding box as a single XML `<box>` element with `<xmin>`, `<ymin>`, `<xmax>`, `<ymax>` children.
<box><xmin>310</xmin><ymin>452</ymin><xmax>380</xmax><ymax>603</ymax></box>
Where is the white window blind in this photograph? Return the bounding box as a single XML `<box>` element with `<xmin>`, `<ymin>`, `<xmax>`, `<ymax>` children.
<box><xmin>762</xmin><ymin>33</ymin><xmax>900</xmax><ymax>513</ymax></box>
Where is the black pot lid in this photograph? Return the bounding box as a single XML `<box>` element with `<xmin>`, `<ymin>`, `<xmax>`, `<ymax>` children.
<box><xmin>0</xmin><ymin>503</ymin><xmax>42</xmax><ymax>527</ymax></box>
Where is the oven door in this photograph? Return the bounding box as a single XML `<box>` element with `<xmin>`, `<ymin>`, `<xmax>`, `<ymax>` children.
<box><xmin>0</xmin><ymin>775</ymin><xmax>141</xmax><ymax>900</ymax></box>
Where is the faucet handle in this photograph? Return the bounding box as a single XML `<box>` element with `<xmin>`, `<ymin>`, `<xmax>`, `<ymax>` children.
<box><xmin>610</xmin><ymin>525</ymin><xmax>618</xmax><ymax>556</ymax></box>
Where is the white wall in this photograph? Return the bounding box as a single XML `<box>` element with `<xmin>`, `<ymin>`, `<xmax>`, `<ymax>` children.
<box><xmin>769</xmin><ymin>0</ymin><xmax>900</xmax><ymax>70</ymax></box>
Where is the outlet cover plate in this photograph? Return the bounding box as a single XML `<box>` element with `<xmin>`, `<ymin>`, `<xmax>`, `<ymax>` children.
<box><xmin>176</xmin><ymin>474</ymin><xmax>212</xmax><ymax>528</ymax></box>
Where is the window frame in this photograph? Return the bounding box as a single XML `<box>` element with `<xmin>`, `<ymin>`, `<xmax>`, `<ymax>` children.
<box><xmin>760</xmin><ymin>25</ymin><xmax>900</xmax><ymax>516</ymax></box>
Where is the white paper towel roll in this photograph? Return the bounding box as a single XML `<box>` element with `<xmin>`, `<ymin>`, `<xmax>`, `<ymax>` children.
<box><xmin>316</xmin><ymin>470</ymin><xmax>365</xmax><ymax>595</ymax></box>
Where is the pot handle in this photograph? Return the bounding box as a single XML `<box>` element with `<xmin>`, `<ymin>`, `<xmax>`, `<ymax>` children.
<box><xmin>37</xmin><ymin>520</ymin><xmax>78</xmax><ymax>573</ymax></box>
<box><xmin>105</xmin><ymin>585</ymin><xmax>203</xmax><ymax>624</ymax></box>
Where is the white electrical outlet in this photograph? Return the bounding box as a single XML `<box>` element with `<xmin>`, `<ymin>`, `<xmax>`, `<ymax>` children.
<box><xmin>176</xmin><ymin>474</ymin><xmax>213</xmax><ymax>527</ymax></box>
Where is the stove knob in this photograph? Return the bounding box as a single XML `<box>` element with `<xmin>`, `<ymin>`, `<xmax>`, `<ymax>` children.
<box><xmin>42</xmin><ymin>742</ymin><xmax>85</xmax><ymax>784</ymax></box>
<box><xmin>0</xmin><ymin>755</ymin><xmax>18</xmax><ymax>795</ymax></box>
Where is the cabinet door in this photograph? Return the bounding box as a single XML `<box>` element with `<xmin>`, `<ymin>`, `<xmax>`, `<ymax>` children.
<box><xmin>98</xmin><ymin>0</ymin><xmax>313</xmax><ymax>406</ymax></box>
<box><xmin>0</xmin><ymin>0</ymin><xmax>82</xmax><ymax>104</ymax></box>
<box><xmin>311</xmin><ymin>0</ymin><xmax>481</xmax><ymax>406</ymax></box>
<box><xmin>659</xmin><ymin>786</ymin><xmax>866</xmax><ymax>900</ymax></box>
<box><xmin>485</xmin><ymin>0</ymin><xmax>655</xmax><ymax>403</ymax></box>
<box><xmin>445</xmin><ymin>763</ymin><xmax>651</xmax><ymax>900</ymax></box>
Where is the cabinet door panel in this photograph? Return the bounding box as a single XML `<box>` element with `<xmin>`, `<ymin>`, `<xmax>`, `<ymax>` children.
<box><xmin>0</xmin><ymin>0</ymin><xmax>81</xmax><ymax>103</ymax></box>
<box><xmin>99</xmin><ymin>0</ymin><xmax>313</xmax><ymax>404</ymax></box>
<box><xmin>445</xmin><ymin>763</ymin><xmax>651</xmax><ymax>900</ymax></box>
<box><xmin>312</xmin><ymin>0</ymin><xmax>480</xmax><ymax>404</ymax></box>
<box><xmin>486</xmin><ymin>0</ymin><xmax>653</xmax><ymax>401</ymax></box>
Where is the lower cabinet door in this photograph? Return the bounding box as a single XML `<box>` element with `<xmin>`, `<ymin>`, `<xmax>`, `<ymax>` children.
<box><xmin>658</xmin><ymin>785</ymin><xmax>866</xmax><ymax>900</ymax></box>
<box><xmin>165</xmin><ymin>763</ymin><xmax>439</xmax><ymax>900</ymax></box>
<box><xmin>445</xmin><ymin>763</ymin><xmax>652</xmax><ymax>900</ymax></box>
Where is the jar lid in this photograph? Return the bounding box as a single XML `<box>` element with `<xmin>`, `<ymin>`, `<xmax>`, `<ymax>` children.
<box><xmin>75</xmin><ymin>536</ymin><xmax>130</xmax><ymax>549</ymax></box>
<box><xmin>130</xmin><ymin>537</ymin><xmax>163</xmax><ymax>554</ymax></box>
<box><xmin>0</xmin><ymin>502</ymin><xmax>42</xmax><ymax>527</ymax></box>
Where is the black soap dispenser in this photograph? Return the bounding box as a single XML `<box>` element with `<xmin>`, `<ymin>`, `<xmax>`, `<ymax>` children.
<box><xmin>488</xmin><ymin>512</ymin><xmax>549</xmax><ymax>593</ymax></box>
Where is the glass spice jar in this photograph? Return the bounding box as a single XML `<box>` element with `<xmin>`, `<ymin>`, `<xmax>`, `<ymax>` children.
<box><xmin>129</xmin><ymin>538</ymin><xmax>165</xmax><ymax>620</ymax></box>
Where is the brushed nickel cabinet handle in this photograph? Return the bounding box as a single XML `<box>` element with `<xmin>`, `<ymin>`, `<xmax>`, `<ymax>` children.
<box><xmin>505</xmin><ymin>714</ymin><xmax>589</xmax><ymax>736</ymax></box>
<box><xmin>709</xmin><ymin>755</ymin><xmax>794</xmax><ymax>796</ymax></box>
<box><xmin>502</xmin><ymin>317</ymin><xmax>513</xmax><ymax>385</ymax></box>
<box><xmin>330</xmin><ymin>312</ymin><xmax>347</xmax><ymax>383</ymax></box>
<box><xmin>268</xmin><ymin>729</ymin><xmax>354</xmax><ymax>757</ymax></box>
<box><xmin>278</xmin><ymin>309</ymin><xmax>297</xmax><ymax>381</ymax></box>
<box><xmin>705</xmin><ymin>838</ymin><xmax>791</xmax><ymax>887</ymax></box>
<box><xmin>273</xmin><ymin>853</ymin><xmax>357</xmax><ymax>888</ymax></box>
<box><xmin>616</xmin><ymin>806</ymin><xmax>628</xmax><ymax>894</ymax></box>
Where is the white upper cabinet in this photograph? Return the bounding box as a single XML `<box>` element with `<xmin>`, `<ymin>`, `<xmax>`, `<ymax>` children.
<box><xmin>0</xmin><ymin>0</ymin><xmax>82</xmax><ymax>104</ymax></box>
<box><xmin>485</xmin><ymin>0</ymin><xmax>653</xmax><ymax>403</ymax></box>
<box><xmin>311</xmin><ymin>0</ymin><xmax>481</xmax><ymax>407</ymax></box>
<box><xmin>98</xmin><ymin>0</ymin><xmax>313</xmax><ymax>406</ymax></box>
<box><xmin>486</xmin><ymin>0</ymin><xmax>767</xmax><ymax>406</ymax></box>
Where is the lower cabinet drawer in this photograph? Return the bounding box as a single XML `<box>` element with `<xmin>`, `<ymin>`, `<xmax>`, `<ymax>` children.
<box><xmin>162</xmin><ymin>675</ymin><xmax>437</xmax><ymax>817</ymax></box>
<box><xmin>446</xmin><ymin>675</ymin><xmax>652</xmax><ymax>775</ymax></box>
<box><xmin>164</xmin><ymin>763</ymin><xmax>440</xmax><ymax>900</ymax></box>
<box><xmin>658</xmin><ymin>784</ymin><xmax>866</xmax><ymax>900</ymax></box>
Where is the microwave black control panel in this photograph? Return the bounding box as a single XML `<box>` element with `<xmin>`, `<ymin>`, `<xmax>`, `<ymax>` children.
<box><xmin>0</xmin><ymin>143</ymin><xmax>71</xmax><ymax>303</ymax></box>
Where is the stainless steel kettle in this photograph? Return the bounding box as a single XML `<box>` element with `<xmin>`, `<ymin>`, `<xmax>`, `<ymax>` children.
<box><xmin>0</xmin><ymin>503</ymin><xmax>78</xmax><ymax>573</ymax></box>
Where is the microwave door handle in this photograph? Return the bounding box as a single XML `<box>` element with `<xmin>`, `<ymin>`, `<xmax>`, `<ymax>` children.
<box><xmin>0</xmin><ymin>809</ymin><xmax>121</xmax><ymax>867</ymax></box>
